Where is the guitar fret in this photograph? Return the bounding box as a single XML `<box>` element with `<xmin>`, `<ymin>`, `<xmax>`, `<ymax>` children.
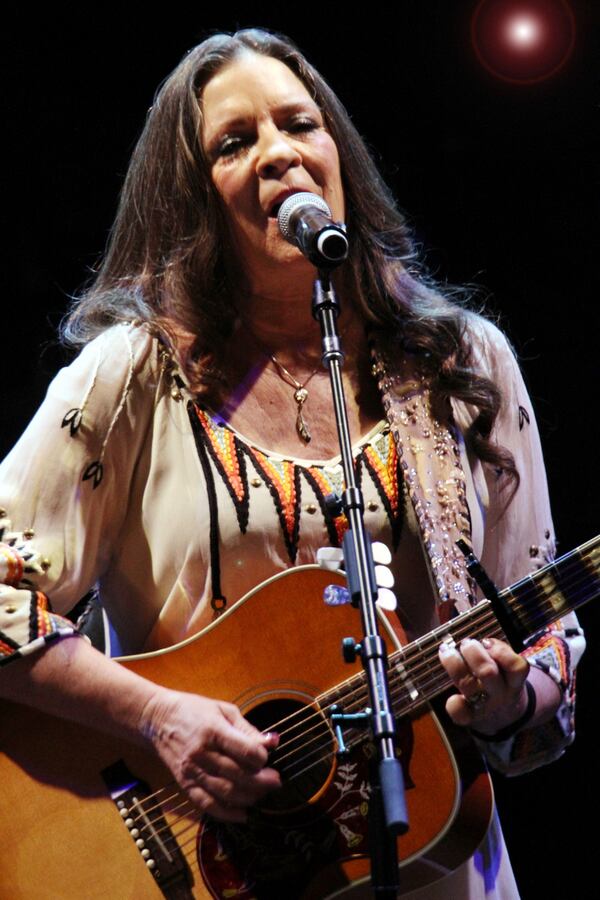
<box><xmin>392</xmin><ymin>657</ymin><xmax>420</xmax><ymax>702</ymax></box>
<box><xmin>503</xmin><ymin>538</ymin><xmax>600</xmax><ymax>636</ymax></box>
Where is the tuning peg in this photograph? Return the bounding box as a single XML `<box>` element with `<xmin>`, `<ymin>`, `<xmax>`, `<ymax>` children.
<box><xmin>376</xmin><ymin>588</ymin><xmax>397</xmax><ymax>611</ymax></box>
<box><xmin>375</xmin><ymin>565</ymin><xmax>394</xmax><ymax>588</ymax></box>
<box><xmin>372</xmin><ymin>542</ymin><xmax>392</xmax><ymax>565</ymax></box>
<box><xmin>317</xmin><ymin>546</ymin><xmax>345</xmax><ymax>571</ymax></box>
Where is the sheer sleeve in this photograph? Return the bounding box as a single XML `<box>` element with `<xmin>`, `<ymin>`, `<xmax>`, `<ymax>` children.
<box><xmin>454</xmin><ymin>318</ymin><xmax>585</xmax><ymax>775</ymax></box>
<box><xmin>0</xmin><ymin>324</ymin><xmax>158</xmax><ymax>667</ymax></box>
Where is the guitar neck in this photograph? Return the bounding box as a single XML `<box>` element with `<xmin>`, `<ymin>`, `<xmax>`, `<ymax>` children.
<box><xmin>321</xmin><ymin>535</ymin><xmax>599</xmax><ymax>721</ymax></box>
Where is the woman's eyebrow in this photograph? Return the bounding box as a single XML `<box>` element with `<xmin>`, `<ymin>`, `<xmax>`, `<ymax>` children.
<box><xmin>204</xmin><ymin>99</ymin><xmax>322</xmax><ymax>151</ymax></box>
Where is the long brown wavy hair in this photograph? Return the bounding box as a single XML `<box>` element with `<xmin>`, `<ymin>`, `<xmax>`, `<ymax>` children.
<box><xmin>61</xmin><ymin>28</ymin><xmax>517</xmax><ymax>488</ymax></box>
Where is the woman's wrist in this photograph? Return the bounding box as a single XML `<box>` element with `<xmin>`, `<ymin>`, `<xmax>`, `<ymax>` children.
<box><xmin>136</xmin><ymin>686</ymin><xmax>178</xmax><ymax>747</ymax></box>
<box><xmin>470</xmin><ymin>680</ymin><xmax>536</xmax><ymax>742</ymax></box>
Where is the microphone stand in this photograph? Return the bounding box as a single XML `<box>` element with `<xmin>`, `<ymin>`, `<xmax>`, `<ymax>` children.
<box><xmin>313</xmin><ymin>270</ymin><xmax>408</xmax><ymax>898</ymax></box>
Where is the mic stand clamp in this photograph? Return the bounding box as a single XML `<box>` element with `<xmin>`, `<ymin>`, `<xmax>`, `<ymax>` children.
<box><xmin>313</xmin><ymin>271</ymin><xmax>408</xmax><ymax>899</ymax></box>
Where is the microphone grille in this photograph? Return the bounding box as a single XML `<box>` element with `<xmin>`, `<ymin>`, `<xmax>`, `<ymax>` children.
<box><xmin>278</xmin><ymin>192</ymin><xmax>331</xmax><ymax>240</ymax></box>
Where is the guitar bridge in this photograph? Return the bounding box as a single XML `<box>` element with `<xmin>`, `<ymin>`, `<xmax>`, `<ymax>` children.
<box><xmin>102</xmin><ymin>760</ymin><xmax>193</xmax><ymax>896</ymax></box>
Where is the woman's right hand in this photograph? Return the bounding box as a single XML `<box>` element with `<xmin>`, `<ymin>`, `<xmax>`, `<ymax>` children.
<box><xmin>139</xmin><ymin>689</ymin><xmax>281</xmax><ymax>822</ymax></box>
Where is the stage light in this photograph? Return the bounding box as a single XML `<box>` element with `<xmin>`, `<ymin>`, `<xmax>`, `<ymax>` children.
<box><xmin>507</xmin><ymin>16</ymin><xmax>540</xmax><ymax>47</ymax></box>
<box><xmin>471</xmin><ymin>0</ymin><xmax>576</xmax><ymax>84</ymax></box>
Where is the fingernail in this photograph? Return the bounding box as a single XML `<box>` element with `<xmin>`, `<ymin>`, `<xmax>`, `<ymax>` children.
<box><xmin>263</xmin><ymin>731</ymin><xmax>280</xmax><ymax>746</ymax></box>
<box><xmin>439</xmin><ymin>641</ymin><xmax>456</xmax><ymax>658</ymax></box>
<box><xmin>460</xmin><ymin>638</ymin><xmax>474</xmax><ymax>650</ymax></box>
<box><xmin>482</xmin><ymin>638</ymin><xmax>493</xmax><ymax>649</ymax></box>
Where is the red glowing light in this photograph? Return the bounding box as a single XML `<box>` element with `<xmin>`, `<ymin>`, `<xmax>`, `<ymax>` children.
<box><xmin>506</xmin><ymin>16</ymin><xmax>541</xmax><ymax>47</ymax></box>
<box><xmin>471</xmin><ymin>0</ymin><xmax>576</xmax><ymax>84</ymax></box>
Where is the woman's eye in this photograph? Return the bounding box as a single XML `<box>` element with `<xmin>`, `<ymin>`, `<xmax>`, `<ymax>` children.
<box><xmin>288</xmin><ymin>118</ymin><xmax>319</xmax><ymax>134</ymax></box>
<box><xmin>217</xmin><ymin>136</ymin><xmax>249</xmax><ymax>158</ymax></box>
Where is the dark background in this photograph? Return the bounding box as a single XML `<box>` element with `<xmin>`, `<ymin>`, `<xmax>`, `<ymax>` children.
<box><xmin>8</xmin><ymin>2</ymin><xmax>598</xmax><ymax>897</ymax></box>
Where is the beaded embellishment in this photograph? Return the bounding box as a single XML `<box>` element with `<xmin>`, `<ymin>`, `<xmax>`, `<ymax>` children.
<box><xmin>371</xmin><ymin>341</ymin><xmax>477</xmax><ymax>616</ymax></box>
<box><xmin>189</xmin><ymin>406</ymin><xmax>250</xmax><ymax>534</ymax></box>
<box><xmin>191</xmin><ymin>405</ymin><xmax>404</xmax><ymax>564</ymax></box>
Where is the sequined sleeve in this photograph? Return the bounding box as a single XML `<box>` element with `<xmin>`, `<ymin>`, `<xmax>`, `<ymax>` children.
<box><xmin>456</xmin><ymin>317</ymin><xmax>585</xmax><ymax>775</ymax></box>
<box><xmin>0</xmin><ymin>324</ymin><xmax>158</xmax><ymax>667</ymax></box>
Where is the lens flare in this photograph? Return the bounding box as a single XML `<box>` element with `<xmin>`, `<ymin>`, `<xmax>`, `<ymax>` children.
<box><xmin>507</xmin><ymin>16</ymin><xmax>540</xmax><ymax>46</ymax></box>
<box><xmin>471</xmin><ymin>0</ymin><xmax>576</xmax><ymax>84</ymax></box>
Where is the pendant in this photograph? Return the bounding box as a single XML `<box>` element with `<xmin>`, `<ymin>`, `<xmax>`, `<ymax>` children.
<box><xmin>296</xmin><ymin>410</ymin><xmax>311</xmax><ymax>443</ymax></box>
<box><xmin>294</xmin><ymin>388</ymin><xmax>311</xmax><ymax>443</ymax></box>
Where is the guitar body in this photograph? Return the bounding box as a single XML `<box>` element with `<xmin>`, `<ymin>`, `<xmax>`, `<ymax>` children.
<box><xmin>0</xmin><ymin>567</ymin><xmax>492</xmax><ymax>899</ymax></box>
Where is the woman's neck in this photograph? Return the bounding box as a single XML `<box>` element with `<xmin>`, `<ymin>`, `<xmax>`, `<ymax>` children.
<box><xmin>236</xmin><ymin>276</ymin><xmax>367</xmax><ymax>373</ymax></box>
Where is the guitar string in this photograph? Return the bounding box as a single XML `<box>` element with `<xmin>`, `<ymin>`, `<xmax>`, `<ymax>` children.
<box><xmin>160</xmin><ymin>552</ymin><xmax>596</xmax><ymax>794</ymax></box>
<box><xmin>507</xmin><ymin>543</ymin><xmax>599</xmax><ymax>617</ymax></box>
<box><xmin>121</xmin><ymin>582</ymin><xmax>593</xmax><ymax>871</ymax></box>
<box><xmin>268</xmin><ymin>633</ymin><xmax>490</xmax><ymax>771</ymax></box>
<box><xmin>123</xmin><ymin>595</ymin><xmax>555</xmax><ymax>838</ymax></box>
<box><xmin>123</xmin><ymin>555</ymin><xmax>596</xmax><ymax>838</ymax></box>
<box><xmin>124</xmin><ymin>613</ymin><xmax>507</xmax><ymax>839</ymax></box>
<box><xmin>500</xmin><ymin>549</ymin><xmax>598</xmax><ymax>619</ymax></box>
<box><xmin>233</xmin><ymin>551</ymin><xmax>590</xmax><ymax>777</ymax></box>
<box><xmin>276</xmin><ymin>556</ymin><xmax>595</xmax><ymax>786</ymax></box>
<box><xmin>128</xmin><ymin>789</ymin><xmax>189</xmax><ymax>820</ymax></box>
<box><xmin>270</xmin><ymin>620</ymin><xmax>507</xmax><ymax>778</ymax></box>
<box><xmin>285</xmin><ymin>551</ymin><xmax>595</xmax><ymax>750</ymax></box>
<box><xmin>120</xmin><ymin>610</ymin><xmax>564</xmax><ymax>858</ymax></box>
<box><xmin>268</xmin><ymin>548</ymin><xmax>595</xmax><ymax>763</ymax></box>
<box><xmin>268</xmin><ymin>604</ymin><xmax>510</xmax><ymax>771</ymax></box>
<box><xmin>124</xmin><ymin>564</ymin><xmax>587</xmax><ymax>837</ymax></box>
<box><xmin>275</xmin><ymin>549</ymin><xmax>592</xmax><ymax>774</ymax></box>
<box><xmin>142</xmin><ymin>540</ymin><xmax>593</xmax><ymax>858</ymax></box>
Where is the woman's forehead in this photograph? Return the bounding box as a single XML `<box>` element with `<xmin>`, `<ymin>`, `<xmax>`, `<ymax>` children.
<box><xmin>201</xmin><ymin>55</ymin><xmax>317</xmax><ymax>132</ymax></box>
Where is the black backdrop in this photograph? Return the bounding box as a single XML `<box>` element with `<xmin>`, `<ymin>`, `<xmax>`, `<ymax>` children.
<box><xmin>8</xmin><ymin>3</ymin><xmax>598</xmax><ymax>897</ymax></box>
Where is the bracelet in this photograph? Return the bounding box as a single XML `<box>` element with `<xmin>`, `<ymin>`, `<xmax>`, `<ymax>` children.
<box><xmin>470</xmin><ymin>680</ymin><xmax>537</xmax><ymax>743</ymax></box>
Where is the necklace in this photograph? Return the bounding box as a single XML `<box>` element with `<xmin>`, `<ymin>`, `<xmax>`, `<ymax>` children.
<box><xmin>270</xmin><ymin>354</ymin><xmax>320</xmax><ymax>443</ymax></box>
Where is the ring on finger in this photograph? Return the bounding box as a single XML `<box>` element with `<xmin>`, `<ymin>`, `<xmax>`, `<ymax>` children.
<box><xmin>465</xmin><ymin>689</ymin><xmax>489</xmax><ymax>710</ymax></box>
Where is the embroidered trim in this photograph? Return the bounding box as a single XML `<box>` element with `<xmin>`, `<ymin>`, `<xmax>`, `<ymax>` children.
<box><xmin>301</xmin><ymin>466</ymin><xmax>348</xmax><ymax>547</ymax></box>
<box><xmin>0</xmin><ymin>544</ymin><xmax>24</xmax><ymax>587</ymax></box>
<box><xmin>0</xmin><ymin>524</ymin><xmax>52</xmax><ymax>584</ymax></box>
<box><xmin>0</xmin><ymin>588</ymin><xmax>77</xmax><ymax>666</ymax></box>
<box><xmin>0</xmin><ymin>630</ymin><xmax>77</xmax><ymax>667</ymax></box>
<box><xmin>245</xmin><ymin>453</ymin><xmax>302</xmax><ymax>563</ymax></box>
<box><xmin>59</xmin><ymin>325</ymin><xmax>138</xmax><ymax>490</ymax></box>
<box><xmin>360</xmin><ymin>430</ymin><xmax>403</xmax><ymax>550</ymax></box>
<box><xmin>0</xmin><ymin>631</ymin><xmax>20</xmax><ymax>657</ymax></box>
<box><xmin>188</xmin><ymin>406</ymin><xmax>229</xmax><ymax>614</ymax></box>
<box><xmin>523</xmin><ymin>624</ymin><xmax>571</xmax><ymax>689</ymax></box>
<box><xmin>192</xmin><ymin>407</ymin><xmax>250</xmax><ymax>534</ymax></box>
<box><xmin>518</xmin><ymin>405</ymin><xmax>531</xmax><ymax>431</ymax></box>
<box><xmin>190</xmin><ymin>404</ymin><xmax>404</xmax><ymax>564</ymax></box>
<box><xmin>60</xmin><ymin>340</ymin><xmax>103</xmax><ymax>438</ymax></box>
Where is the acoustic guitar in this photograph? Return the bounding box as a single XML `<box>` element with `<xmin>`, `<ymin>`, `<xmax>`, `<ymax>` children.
<box><xmin>0</xmin><ymin>536</ymin><xmax>597</xmax><ymax>899</ymax></box>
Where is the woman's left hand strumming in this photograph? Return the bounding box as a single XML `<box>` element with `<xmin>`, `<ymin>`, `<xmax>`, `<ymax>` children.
<box><xmin>439</xmin><ymin>636</ymin><xmax>534</xmax><ymax>737</ymax></box>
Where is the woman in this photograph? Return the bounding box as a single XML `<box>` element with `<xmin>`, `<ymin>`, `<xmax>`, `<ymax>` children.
<box><xmin>0</xmin><ymin>28</ymin><xmax>583</xmax><ymax>898</ymax></box>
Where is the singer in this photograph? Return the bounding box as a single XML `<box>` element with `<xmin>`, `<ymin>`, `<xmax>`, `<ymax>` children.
<box><xmin>0</xmin><ymin>28</ymin><xmax>583</xmax><ymax>899</ymax></box>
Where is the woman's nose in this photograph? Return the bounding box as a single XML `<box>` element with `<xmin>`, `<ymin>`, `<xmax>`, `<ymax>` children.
<box><xmin>256</xmin><ymin>127</ymin><xmax>302</xmax><ymax>177</ymax></box>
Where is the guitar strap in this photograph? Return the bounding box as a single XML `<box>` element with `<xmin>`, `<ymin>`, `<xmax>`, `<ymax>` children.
<box><xmin>371</xmin><ymin>339</ymin><xmax>477</xmax><ymax>622</ymax></box>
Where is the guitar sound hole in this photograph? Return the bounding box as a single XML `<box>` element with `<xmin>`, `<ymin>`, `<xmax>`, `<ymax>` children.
<box><xmin>246</xmin><ymin>698</ymin><xmax>335</xmax><ymax>813</ymax></box>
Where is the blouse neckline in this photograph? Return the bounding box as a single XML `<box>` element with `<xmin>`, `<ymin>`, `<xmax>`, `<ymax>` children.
<box><xmin>205</xmin><ymin>410</ymin><xmax>389</xmax><ymax>468</ymax></box>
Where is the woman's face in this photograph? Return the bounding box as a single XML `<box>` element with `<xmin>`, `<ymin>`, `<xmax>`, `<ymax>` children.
<box><xmin>201</xmin><ymin>53</ymin><xmax>345</xmax><ymax>284</ymax></box>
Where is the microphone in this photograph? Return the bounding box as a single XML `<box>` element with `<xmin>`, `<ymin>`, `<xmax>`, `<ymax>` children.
<box><xmin>277</xmin><ymin>192</ymin><xmax>348</xmax><ymax>269</ymax></box>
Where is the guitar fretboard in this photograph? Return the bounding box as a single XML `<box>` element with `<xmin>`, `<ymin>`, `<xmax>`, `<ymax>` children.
<box><xmin>318</xmin><ymin>535</ymin><xmax>598</xmax><ymax>726</ymax></box>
